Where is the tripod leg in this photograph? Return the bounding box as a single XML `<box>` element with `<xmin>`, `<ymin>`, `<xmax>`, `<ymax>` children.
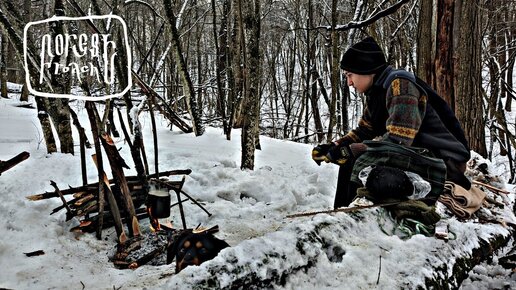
<box><xmin>175</xmin><ymin>189</ymin><xmax>187</xmax><ymax>230</ymax></box>
<box><xmin>180</xmin><ymin>190</ymin><xmax>212</xmax><ymax>217</ymax></box>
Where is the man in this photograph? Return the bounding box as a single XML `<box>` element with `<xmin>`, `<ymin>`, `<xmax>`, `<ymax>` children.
<box><xmin>312</xmin><ymin>37</ymin><xmax>471</xmax><ymax>208</ymax></box>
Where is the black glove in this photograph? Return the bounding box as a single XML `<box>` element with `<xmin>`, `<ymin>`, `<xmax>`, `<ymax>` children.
<box><xmin>312</xmin><ymin>143</ymin><xmax>333</xmax><ymax>165</ymax></box>
<box><xmin>327</xmin><ymin>143</ymin><xmax>353</xmax><ymax>165</ymax></box>
<box><xmin>312</xmin><ymin>142</ymin><xmax>353</xmax><ymax>165</ymax></box>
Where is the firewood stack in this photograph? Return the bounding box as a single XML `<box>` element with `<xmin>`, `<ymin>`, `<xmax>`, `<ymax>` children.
<box><xmin>26</xmin><ymin>169</ymin><xmax>192</xmax><ymax>234</ymax></box>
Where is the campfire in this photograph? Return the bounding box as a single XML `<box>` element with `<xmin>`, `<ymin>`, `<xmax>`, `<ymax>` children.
<box><xmin>27</xmin><ymin>170</ymin><xmax>214</xmax><ymax>269</ymax></box>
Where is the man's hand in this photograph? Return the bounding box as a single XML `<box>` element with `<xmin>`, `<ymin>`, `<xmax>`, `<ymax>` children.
<box><xmin>312</xmin><ymin>143</ymin><xmax>333</xmax><ymax>165</ymax></box>
<box><xmin>312</xmin><ymin>143</ymin><xmax>353</xmax><ymax>165</ymax></box>
<box><xmin>327</xmin><ymin>144</ymin><xmax>352</xmax><ymax>165</ymax></box>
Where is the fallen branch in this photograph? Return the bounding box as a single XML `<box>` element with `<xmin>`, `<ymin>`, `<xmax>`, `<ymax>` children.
<box><xmin>24</xmin><ymin>250</ymin><xmax>45</xmax><ymax>257</ymax></box>
<box><xmin>0</xmin><ymin>151</ymin><xmax>30</xmax><ymax>175</ymax></box>
<box><xmin>286</xmin><ymin>200</ymin><xmax>410</xmax><ymax>218</ymax></box>
<box><xmin>472</xmin><ymin>180</ymin><xmax>510</xmax><ymax>195</ymax></box>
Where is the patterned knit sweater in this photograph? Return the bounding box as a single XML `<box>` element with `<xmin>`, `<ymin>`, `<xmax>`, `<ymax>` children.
<box><xmin>337</xmin><ymin>66</ymin><xmax>470</xmax><ymax>163</ymax></box>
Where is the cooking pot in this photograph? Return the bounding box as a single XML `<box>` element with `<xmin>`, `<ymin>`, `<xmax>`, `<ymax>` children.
<box><xmin>147</xmin><ymin>187</ymin><xmax>171</xmax><ymax>218</ymax></box>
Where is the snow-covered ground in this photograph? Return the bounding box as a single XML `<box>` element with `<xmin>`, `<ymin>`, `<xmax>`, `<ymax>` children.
<box><xmin>0</xmin><ymin>88</ymin><xmax>515</xmax><ymax>289</ymax></box>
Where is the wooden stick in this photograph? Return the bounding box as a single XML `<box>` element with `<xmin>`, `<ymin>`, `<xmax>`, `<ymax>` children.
<box><xmin>179</xmin><ymin>189</ymin><xmax>212</xmax><ymax>217</ymax></box>
<box><xmin>50</xmin><ymin>180</ymin><xmax>73</xmax><ymax>216</ymax></box>
<box><xmin>0</xmin><ymin>151</ymin><xmax>30</xmax><ymax>175</ymax></box>
<box><xmin>116</xmin><ymin>106</ymin><xmax>148</xmax><ymax>187</ymax></box>
<box><xmin>92</xmin><ymin>153</ymin><xmax>126</xmax><ymax>244</ymax></box>
<box><xmin>85</xmin><ymin>99</ymin><xmax>107</xmax><ymax>241</ymax></box>
<box><xmin>148</xmin><ymin>91</ymin><xmax>159</xmax><ymax>176</ymax></box>
<box><xmin>472</xmin><ymin>180</ymin><xmax>510</xmax><ymax>195</ymax></box>
<box><xmin>26</xmin><ymin>169</ymin><xmax>192</xmax><ymax>200</ymax></box>
<box><xmin>285</xmin><ymin>200</ymin><xmax>408</xmax><ymax>218</ymax></box>
<box><xmin>174</xmin><ymin>176</ymin><xmax>188</xmax><ymax>230</ymax></box>
<box><xmin>152</xmin><ymin>178</ymin><xmax>212</xmax><ymax>217</ymax></box>
<box><xmin>100</xmin><ymin>133</ymin><xmax>140</xmax><ymax>237</ymax></box>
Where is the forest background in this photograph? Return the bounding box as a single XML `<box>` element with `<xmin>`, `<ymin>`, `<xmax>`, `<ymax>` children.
<box><xmin>0</xmin><ymin>0</ymin><xmax>515</xmax><ymax>175</ymax></box>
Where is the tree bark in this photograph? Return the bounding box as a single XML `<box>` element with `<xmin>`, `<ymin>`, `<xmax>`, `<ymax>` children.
<box><xmin>211</xmin><ymin>0</ymin><xmax>229</xmax><ymax>138</ymax></box>
<box><xmin>416</xmin><ymin>0</ymin><xmax>434</xmax><ymax>84</ymax></box>
<box><xmin>453</xmin><ymin>0</ymin><xmax>486</xmax><ymax>157</ymax></box>
<box><xmin>35</xmin><ymin>97</ymin><xmax>57</xmax><ymax>153</ymax></box>
<box><xmin>327</xmin><ymin>0</ymin><xmax>339</xmax><ymax>142</ymax></box>
<box><xmin>0</xmin><ymin>30</ymin><xmax>7</xmax><ymax>99</ymax></box>
<box><xmin>434</xmin><ymin>0</ymin><xmax>455</xmax><ymax>108</ymax></box>
<box><xmin>163</xmin><ymin>0</ymin><xmax>205</xmax><ymax>136</ymax></box>
<box><xmin>240</xmin><ymin>0</ymin><xmax>261</xmax><ymax>170</ymax></box>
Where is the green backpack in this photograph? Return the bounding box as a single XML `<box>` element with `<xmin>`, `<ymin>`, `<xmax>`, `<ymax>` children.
<box><xmin>350</xmin><ymin>140</ymin><xmax>447</xmax><ymax>200</ymax></box>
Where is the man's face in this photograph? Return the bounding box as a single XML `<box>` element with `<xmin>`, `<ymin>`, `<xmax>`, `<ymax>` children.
<box><xmin>343</xmin><ymin>71</ymin><xmax>374</xmax><ymax>93</ymax></box>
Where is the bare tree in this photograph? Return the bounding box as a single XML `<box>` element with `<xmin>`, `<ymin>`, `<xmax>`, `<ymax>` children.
<box><xmin>453</xmin><ymin>0</ymin><xmax>486</xmax><ymax>156</ymax></box>
<box><xmin>239</xmin><ymin>0</ymin><xmax>261</xmax><ymax>170</ymax></box>
<box><xmin>163</xmin><ymin>0</ymin><xmax>205</xmax><ymax>136</ymax></box>
<box><xmin>0</xmin><ymin>30</ymin><xmax>7</xmax><ymax>99</ymax></box>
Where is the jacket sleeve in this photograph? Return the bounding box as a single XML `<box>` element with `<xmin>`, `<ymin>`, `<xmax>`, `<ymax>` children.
<box><xmin>382</xmin><ymin>78</ymin><xmax>426</xmax><ymax>146</ymax></box>
<box><xmin>335</xmin><ymin>104</ymin><xmax>377</xmax><ymax>146</ymax></box>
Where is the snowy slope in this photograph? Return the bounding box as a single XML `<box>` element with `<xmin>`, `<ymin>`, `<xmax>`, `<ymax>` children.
<box><xmin>0</xmin><ymin>93</ymin><xmax>515</xmax><ymax>289</ymax></box>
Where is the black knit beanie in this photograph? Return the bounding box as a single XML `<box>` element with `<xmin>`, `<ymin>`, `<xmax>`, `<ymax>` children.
<box><xmin>340</xmin><ymin>37</ymin><xmax>387</xmax><ymax>75</ymax></box>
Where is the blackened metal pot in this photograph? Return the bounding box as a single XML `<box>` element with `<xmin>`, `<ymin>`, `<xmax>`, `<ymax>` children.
<box><xmin>147</xmin><ymin>188</ymin><xmax>171</xmax><ymax>218</ymax></box>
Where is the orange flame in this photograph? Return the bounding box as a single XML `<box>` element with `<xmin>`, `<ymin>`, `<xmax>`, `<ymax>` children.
<box><xmin>147</xmin><ymin>206</ymin><xmax>161</xmax><ymax>232</ymax></box>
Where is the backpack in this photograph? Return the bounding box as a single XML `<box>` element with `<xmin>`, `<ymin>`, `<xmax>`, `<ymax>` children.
<box><xmin>380</xmin><ymin>69</ymin><xmax>470</xmax><ymax>152</ymax></box>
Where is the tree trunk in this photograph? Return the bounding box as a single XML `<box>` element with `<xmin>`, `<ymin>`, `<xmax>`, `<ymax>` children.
<box><xmin>240</xmin><ymin>0</ymin><xmax>261</xmax><ymax>170</ymax></box>
<box><xmin>35</xmin><ymin>97</ymin><xmax>57</xmax><ymax>153</ymax></box>
<box><xmin>504</xmin><ymin>6</ymin><xmax>515</xmax><ymax>112</ymax></box>
<box><xmin>327</xmin><ymin>0</ymin><xmax>339</xmax><ymax>142</ymax></box>
<box><xmin>416</xmin><ymin>0</ymin><xmax>435</xmax><ymax>84</ymax></box>
<box><xmin>19</xmin><ymin>84</ymin><xmax>29</xmax><ymax>102</ymax></box>
<box><xmin>163</xmin><ymin>0</ymin><xmax>205</xmax><ymax>136</ymax></box>
<box><xmin>453</xmin><ymin>0</ymin><xmax>486</xmax><ymax>156</ymax></box>
<box><xmin>230</xmin><ymin>0</ymin><xmax>245</xmax><ymax>131</ymax></box>
<box><xmin>211</xmin><ymin>0</ymin><xmax>229</xmax><ymax>138</ymax></box>
<box><xmin>45</xmin><ymin>0</ymin><xmax>74</xmax><ymax>155</ymax></box>
<box><xmin>434</xmin><ymin>0</ymin><xmax>455</xmax><ymax>108</ymax></box>
<box><xmin>0</xmin><ymin>30</ymin><xmax>7</xmax><ymax>99</ymax></box>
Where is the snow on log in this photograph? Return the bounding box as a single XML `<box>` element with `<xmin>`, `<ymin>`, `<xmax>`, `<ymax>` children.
<box><xmin>162</xmin><ymin>206</ymin><xmax>514</xmax><ymax>289</ymax></box>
